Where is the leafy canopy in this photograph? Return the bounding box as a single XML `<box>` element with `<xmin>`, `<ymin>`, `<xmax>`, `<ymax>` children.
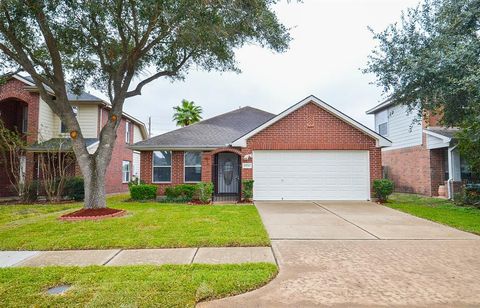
<box><xmin>173</xmin><ymin>99</ymin><xmax>203</xmax><ymax>127</ymax></box>
<box><xmin>0</xmin><ymin>0</ymin><xmax>290</xmax><ymax>102</ymax></box>
<box><xmin>364</xmin><ymin>0</ymin><xmax>480</xmax><ymax>174</ymax></box>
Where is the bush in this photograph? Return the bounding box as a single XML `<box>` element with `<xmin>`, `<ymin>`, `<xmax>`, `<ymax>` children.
<box><xmin>455</xmin><ymin>184</ymin><xmax>480</xmax><ymax>207</ymax></box>
<box><xmin>21</xmin><ymin>180</ymin><xmax>38</xmax><ymax>203</ymax></box>
<box><xmin>242</xmin><ymin>180</ymin><xmax>254</xmax><ymax>201</ymax></box>
<box><xmin>195</xmin><ymin>182</ymin><xmax>213</xmax><ymax>204</ymax></box>
<box><xmin>130</xmin><ymin>184</ymin><xmax>157</xmax><ymax>200</ymax></box>
<box><xmin>63</xmin><ymin>177</ymin><xmax>85</xmax><ymax>201</ymax></box>
<box><xmin>165</xmin><ymin>184</ymin><xmax>197</xmax><ymax>200</ymax></box>
<box><xmin>128</xmin><ymin>177</ymin><xmax>145</xmax><ymax>188</ymax></box>
<box><xmin>373</xmin><ymin>179</ymin><xmax>394</xmax><ymax>202</ymax></box>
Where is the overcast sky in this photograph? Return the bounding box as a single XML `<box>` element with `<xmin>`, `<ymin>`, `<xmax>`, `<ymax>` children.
<box><xmin>119</xmin><ymin>0</ymin><xmax>419</xmax><ymax>135</ymax></box>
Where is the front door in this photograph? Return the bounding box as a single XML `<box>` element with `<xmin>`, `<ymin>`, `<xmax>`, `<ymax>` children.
<box><xmin>214</xmin><ymin>152</ymin><xmax>241</xmax><ymax>199</ymax></box>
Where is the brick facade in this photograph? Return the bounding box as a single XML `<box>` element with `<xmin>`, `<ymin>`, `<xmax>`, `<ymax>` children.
<box><xmin>0</xmin><ymin>78</ymin><xmax>40</xmax><ymax>197</ymax></box>
<box><xmin>102</xmin><ymin>111</ymin><xmax>136</xmax><ymax>194</ymax></box>
<box><xmin>0</xmin><ymin>77</ymin><xmax>142</xmax><ymax>197</ymax></box>
<box><xmin>140</xmin><ymin>102</ymin><xmax>383</xmax><ymax>197</ymax></box>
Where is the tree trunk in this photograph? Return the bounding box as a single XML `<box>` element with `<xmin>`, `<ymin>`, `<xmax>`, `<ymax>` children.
<box><xmin>80</xmin><ymin>155</ymin><xmax>109</xmax><ymax>209</ymax></box>
<box><xmin>84</xmin><ymin>177</ymin><xmax>106</xmax><ymax>209</ymax></box>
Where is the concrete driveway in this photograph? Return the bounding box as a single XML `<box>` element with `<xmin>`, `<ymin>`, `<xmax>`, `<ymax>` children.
<box><xmin>257</xmin><ymin>201</ymin><xmax>478</xmax><ymax>240</ymax></box>
<box><xmin>200</xmin><ymin>201</ymin><xmax>480</xmax><ymax>307</ymax></box>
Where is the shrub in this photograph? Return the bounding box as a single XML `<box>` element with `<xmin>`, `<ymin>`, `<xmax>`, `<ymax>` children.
<box><xmin>373</xmin><ymin>179</ymin><xmax>394</xmax><ymax>202</ymax></box>
<box><xmin>242</xmin><ymin>179</ymin><xmax>254</xmax><ymax>201</ymax></box>
<box><xmin>455</xmin><ymin>184</ymin><xmax>480</xmax><ymax>207</ymax></box>
<box><xmin>130</xmin><ymin>184</ymin><xmax>157</xmax><ymax>200</ymax></box>
<box><xmin>165</xmin><ymin>184</ymin><xmax>197</xmax><ymax>200</ymax></box>
<box><xmin>63</xmin><ymin>177</ymin><xmax>85</xmax><ymax>201</ymax></box>
<box><xmin>128</xmin><ymin>177</ymin><xmax>145</xmax><ymax>188</ymax></box>
<box><xmin>195</xmin><ymin>182</ymin><xmax>213</xmax><ymax>204</ymax></box>
<box><xmin>21</xmin><ymin>180</ymin><xmax>38</xmax><ymax>203</ymax></box>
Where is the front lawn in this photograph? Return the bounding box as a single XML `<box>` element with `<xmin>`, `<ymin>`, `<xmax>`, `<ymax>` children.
<box><xmin>386</xmin><ymin>193</ymin><xmax>480</xmax><ymax>235</ymax></box>
<box><xmin>0</xmin><ymin>195</ymin><xmax>270</xmax><ymax>250</ymax></box>
<box><xmin>0</xmin><ymin>263</ymin><xmax>277</xmax><ymax>307</ymax></box>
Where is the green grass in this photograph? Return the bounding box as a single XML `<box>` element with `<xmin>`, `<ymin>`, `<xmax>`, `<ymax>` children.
<box><xmin>386</xmin><ymin>193</ymin><xmax>480</xmax><ymax>235</ymax></box>
<box><xmin>0</xmin><ymin>195</ymin><xmax>270</xmax><ymax>250</ymax></box>
<box><xmin>0</xmin><ymin>263</ymin><xmax>277</xmax><ymax>307</ymax></box>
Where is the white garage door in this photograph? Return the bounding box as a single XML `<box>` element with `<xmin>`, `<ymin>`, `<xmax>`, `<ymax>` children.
<box><xmin>253</xmin><ymin>150</ymin><xmax>370</xmax><ymax>200</ymax></box>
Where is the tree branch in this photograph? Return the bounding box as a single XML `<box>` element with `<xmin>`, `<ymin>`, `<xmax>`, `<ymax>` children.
<box><xmin>125</xmin><ymin>52</ymin><xmax>193</xmax><ymax>98</ymax></box>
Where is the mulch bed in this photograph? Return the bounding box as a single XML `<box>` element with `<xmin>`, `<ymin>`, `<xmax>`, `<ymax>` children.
<box><xmin>59</xmin><ymin>208</ymin><xmax>126</xmax><ymax>221</ymax></box>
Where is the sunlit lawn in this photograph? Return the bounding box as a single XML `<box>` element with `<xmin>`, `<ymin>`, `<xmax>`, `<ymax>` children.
<box><xmin>0</xmin><ymin>263</ymin><xmax>278</xmax><ymax>307</ymax></box>
<box><xmin>0</xmin><ymin>195</ymin><xmax>270</xmax><ymax>250</ymax></box>
<box><xmin>386</xmin><ymin>193</ymin><xmax>480</xmax><ymax>235</ymax></box>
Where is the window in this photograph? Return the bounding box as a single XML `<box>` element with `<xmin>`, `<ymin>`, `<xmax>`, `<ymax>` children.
<box><xmin>125</xmin><ymin>121</ymin><xmax>131</xmax><ymax>144</ymax></box>
<box><xmin>122</xmin><ymin>161</ymin><xmax>131</xmax><ymax>183</ymax></box>
<box><xmin>60</xmin><ymin>106</ymin><xmax>78</xmax><ymax>133</ymax></box>
<box><xmin>153</xmin><ymin>151</ymin><xmax>172</xmax><ymax>182</ymax></box>
<box><xmin>21</xmin><ymin>106</ymin><xmax>28</xmax><ymax>133</ymax></box>
<box><xmin>378</xmin><ymin>122</ymin><xmax>388</xmax><ymax>136</ymax></box>
<box><xmin>184</xmin><ymin>152</ymin><xmax>202</xmax><ymax>182</ymax></box>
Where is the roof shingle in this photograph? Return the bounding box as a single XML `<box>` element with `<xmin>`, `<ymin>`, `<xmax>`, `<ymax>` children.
<box><xmin>132</xmin><ymin>107</ymin><xmax>275</xmax><ymax>149</ymax></box>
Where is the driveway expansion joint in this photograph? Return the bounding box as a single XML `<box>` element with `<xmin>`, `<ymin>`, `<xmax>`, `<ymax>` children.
<box><xmin>313</xmin><ymin>201</ymin><xmax>381</xmax><ymax>239</ymax></box>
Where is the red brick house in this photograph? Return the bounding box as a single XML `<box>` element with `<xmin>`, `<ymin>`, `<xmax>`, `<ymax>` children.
<box><xmin>0</xmin><ymin>74</ymin><xmax>147</xmax><ymax>197</ymax></box>
<box><xmin>131</xmin><ymin>95</ymin><xmax>391</xmax><ymax>201</ymax></box>
<box><xmin>366</xmin><ymin>100</ymin><xmax>476</xmax><ymax>198</ymax></box>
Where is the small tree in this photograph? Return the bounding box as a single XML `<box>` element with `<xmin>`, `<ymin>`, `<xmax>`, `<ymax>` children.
<box><xmin>173</xmin><ymin>99</ymin><xmax>203</xmax><ymax>127</ymax></box>
<box><xmin>0</xmin><ymin>119</ymin><xmax>27</xmax><ymax>197</ymax></box>
<box><xmin>37</xmin><ymin>139</ymin><xmax>76</xmax><ymax>202</ymax></box>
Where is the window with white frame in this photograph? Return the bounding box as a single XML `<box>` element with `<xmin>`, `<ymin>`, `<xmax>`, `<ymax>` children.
<box><xmin>122</xmin><ymin>161</ymin><xmax>131</xmax><ymax>183</ymax></box>
<box><xmin>153</xmin><ymin>151</ymin><xmax>172</xmax><ymax>182</ymax></box>
<box><xmin>125</xmin><ymin>121</ymin><xmax>131</xmax><ymax>144</ymax></box>
<box><xmin>184</xmin><ymin>152</ymin><xmax>202</xmax><ymax>182</ymax></box>
<box><xmin>378</xmin><ymin>122</ymin><xmax>388</xmax><ymax>136</ymax></box>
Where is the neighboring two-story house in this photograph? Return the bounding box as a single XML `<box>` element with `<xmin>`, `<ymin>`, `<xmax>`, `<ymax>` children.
<box><xmin>0</xmin><ymin>74</ymin><xmax>147</xmax><ymax>197</ymax></box>
<box><xmin>366</xmin><ymin>100</ymin><xmax>474</xmax><ymax>198</ymax></box>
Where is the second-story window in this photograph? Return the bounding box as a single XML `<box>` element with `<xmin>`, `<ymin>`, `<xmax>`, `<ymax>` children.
<box><xmin>125</xmin><ymin>121</ymin><xmax>131</xmax><ymax>144</ymax></box>
<box><xmin>378</xmin><ymin>122</ymin><xmax>388</xmax><ymax>136</ymax></box>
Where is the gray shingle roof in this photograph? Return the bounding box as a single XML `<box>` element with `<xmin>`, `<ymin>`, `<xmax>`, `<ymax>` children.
<box><xmin>426</xmin><ymin>127</ymin><xmax>459</xmax><ymax>139</ymax></box>
<box><xmin>22</xmin><ymin>75</ymin><xmax>103</xmax><ymax>102</ymax></box>
<box><xmin>132</xmin><ymin>107</ymin><xmax>275</xmax><ymax>149</ymax></box>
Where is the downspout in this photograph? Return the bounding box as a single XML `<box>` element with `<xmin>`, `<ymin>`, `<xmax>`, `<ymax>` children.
<box><xmin>447</xmin><ymin>144</ymin><xmax>458</xmax><ymax>200</ymax></box>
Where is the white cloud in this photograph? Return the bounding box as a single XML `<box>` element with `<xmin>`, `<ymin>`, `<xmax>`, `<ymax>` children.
<box><xmin>119</xmin><ymin>0</ymin><xmax>419</xmax><ymax>135</ymax></box>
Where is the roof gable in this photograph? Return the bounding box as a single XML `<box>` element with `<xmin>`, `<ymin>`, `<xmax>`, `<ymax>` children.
<box><xmin>232</xmin><ymin>95</ymin><xmax>392</xmax><ymax>148</ymax></box>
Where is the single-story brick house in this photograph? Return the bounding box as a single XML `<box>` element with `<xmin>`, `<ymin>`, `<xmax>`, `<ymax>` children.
<box><xmin>131</xmin><ymin>95</ymin><xmax>391</xmax><ymax>201</ymax></box>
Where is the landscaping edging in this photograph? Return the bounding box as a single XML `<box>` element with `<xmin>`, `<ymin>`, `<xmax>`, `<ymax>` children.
<box><xmin>59</xmin><ymin>208</ymin><xmax>127</xmax><ymax>221</ymax></box>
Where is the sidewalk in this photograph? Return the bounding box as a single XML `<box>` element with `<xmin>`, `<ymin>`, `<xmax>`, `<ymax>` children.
<box><xmin>0</xmin><ymin>247</ymin><xmax>275</xmax><ymax>267</ymax></box>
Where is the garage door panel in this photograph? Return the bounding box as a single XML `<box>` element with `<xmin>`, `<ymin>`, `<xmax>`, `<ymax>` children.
<box><xmin>253</xmin><ymin>150</ymin><xmax>370</xmax><ymax>200</ymax></box>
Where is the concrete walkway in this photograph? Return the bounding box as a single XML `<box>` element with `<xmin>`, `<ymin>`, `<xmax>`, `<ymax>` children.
<box><xmin>0</xmin><ymin>247</ymin><xmax>275</xmax><ymax>267</ymax></box>
<box><xmin>200</xmin><ymin>201</ymin><xmax>480</xmax><ymax>307</ymax></box>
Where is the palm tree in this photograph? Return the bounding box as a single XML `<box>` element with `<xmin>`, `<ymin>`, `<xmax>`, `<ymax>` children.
<box><xmin>172</xmin><ymin>99</ymin><xmax>203</xmax><ymax>127</ymax></box>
